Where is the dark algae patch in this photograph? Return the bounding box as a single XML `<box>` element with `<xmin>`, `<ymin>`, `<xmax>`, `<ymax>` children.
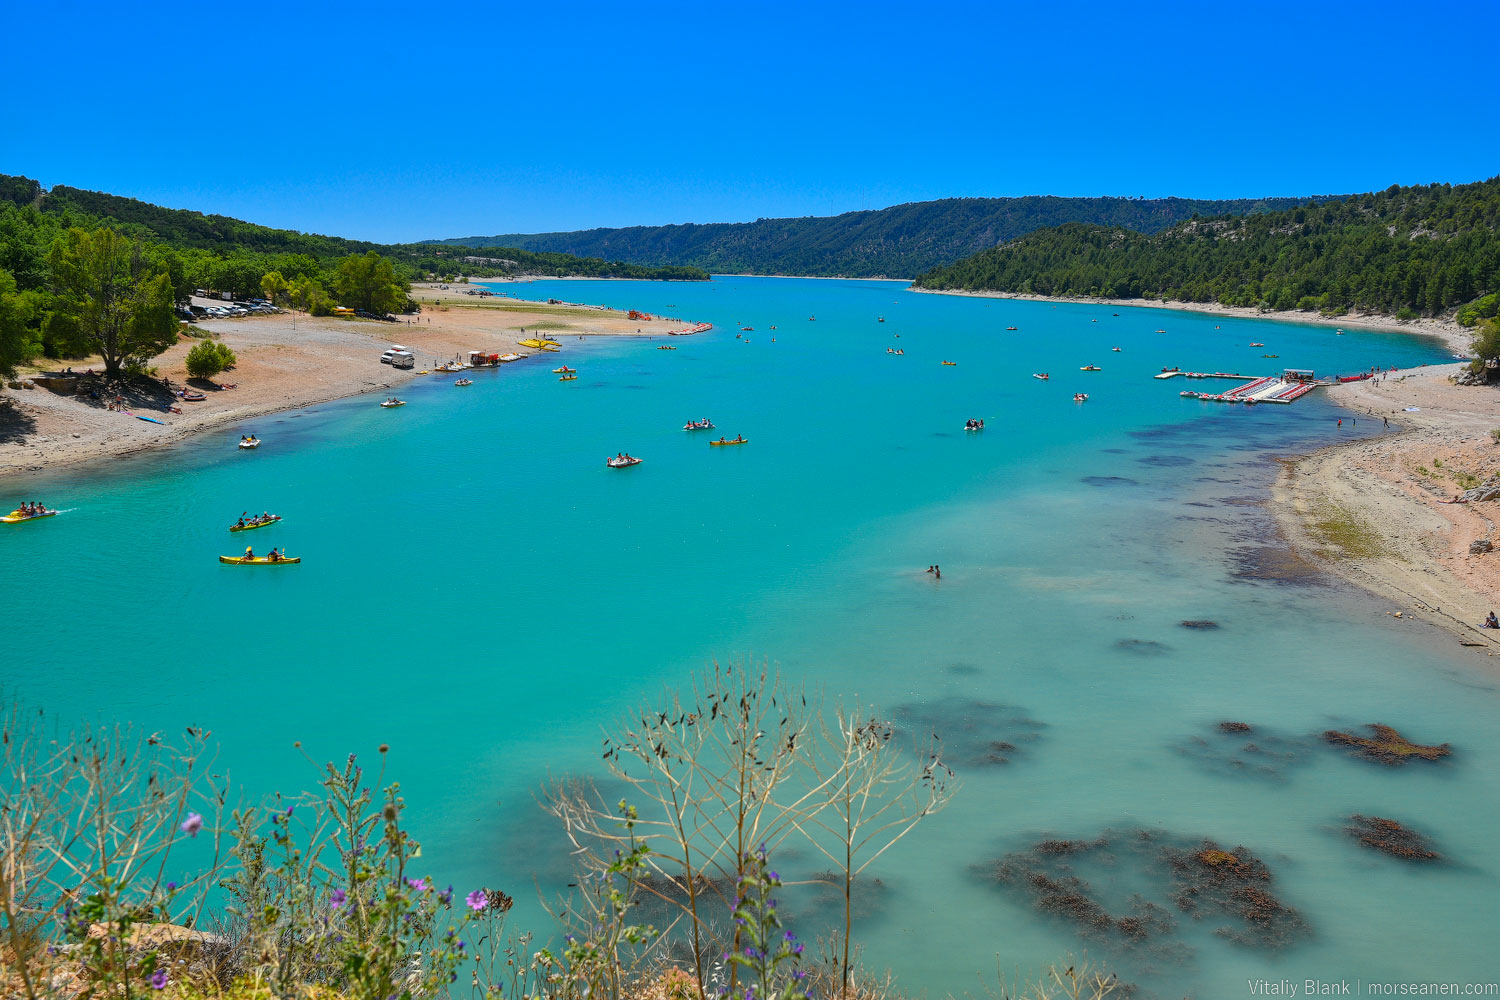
<box><xmin>1116</xmin><ymin>639</ymin><xmax>1170</xmax><ymax>655</ymax></box>
<box><xmin>1082</xmin><ymin>475</ymin><xmax>1141</xmax><ymax>487</ymax></box>
<box><xmin>1181</xmin><ymin>620</ymin><xmax>1220</xmax><ymax>630</ymax></box>
<box><xmin>1171</xmin><ymin>721</ymin><xmax>1311</xmax><ymax>782</ymax></box>
<box><xmin>1323</xmin><ymin>724</ymin><xmax>1452</xmax><ymax>766</ymax></box>
<box><xmin>1346</xmin><ymin>816</ymin><xmax>1441</xmax><ymax>861</ymax></box>
<box><xmin>891</xmin><ymin>696</ymin><xmax>1044</xmax><ymax>767</ymax></box>
<box><xmin>1162</xmin><ymin>841</ymin><xmax>1307</xmax><ymax>949</ymax></box>
<box><xmin>990</xmin><ymin>829</ymin><xmax>1308</xmax><ymax>960</ymax></box>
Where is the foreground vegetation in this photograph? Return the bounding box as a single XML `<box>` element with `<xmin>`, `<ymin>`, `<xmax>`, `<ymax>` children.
<box><xmin>913</xmin><ymin>177</ymin><xmax>1500</xmax><ymax>319</ymax></box>
<box><xmin>430</xmin><ymin>195</ymin><xmax>1332</xmax><ymax>279</ymax></box>
<box><xmin>0</xmin><ymin>667</ymin><xmax>1124</xmax><ymax>1000</ymax></box>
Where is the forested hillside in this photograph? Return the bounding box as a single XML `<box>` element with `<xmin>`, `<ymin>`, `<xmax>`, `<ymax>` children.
<box><xmin>0</xmin><ymin>175</ymin><xmax>707</xmax><ymax>297</ymax></box>
<box><xmin>431</xmin><ymin>195</ymin><xmax>1334</xmax><ymax>278</ymax></box>
<box><xmin>913</xmin><ymin>178</ymin><xmax>1500</xmax><ymax>319</ymax></box>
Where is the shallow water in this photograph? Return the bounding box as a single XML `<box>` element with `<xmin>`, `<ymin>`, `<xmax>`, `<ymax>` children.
<box><xmin>4</xmin><ymin>277</ymin><xmax>1494</xmax><ymax>998</ymax></box>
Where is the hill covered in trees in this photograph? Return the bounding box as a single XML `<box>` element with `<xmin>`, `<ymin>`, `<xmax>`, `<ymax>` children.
<box><xmin>430</xmin><ymin>195</ymin><xmax>1336</xmax><ymax>278</ymax></box>
<box><xmin>913</xmin><ymin>178</ymin><xmax>1500</xmax><ymax>319</ymax></box>
<box><xmin>0</xmin><ymin>174</ymin><xmax>707</xmax><ymax>298</ymax></box>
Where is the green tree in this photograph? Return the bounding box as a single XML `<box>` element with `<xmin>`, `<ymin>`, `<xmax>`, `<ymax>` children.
<box><xmin>333</xmin><ymin>251</ymin><xmax>406</xmax><ymax>314</ymax></box>
<box><xmin>0</xmin><ymin>268</ymin><xmax>43</xmax><ymax>378</ymax></box>
<box><xmin>288</xmin><ymin>274</ymin><xmax>325</xmax><ymax>314</ymax></box>
<box><xmin>260</xmin><ymin>270</ymin><xmax>289</xmax><ymax>305</ymax></box>
<box><xmin>47</xmin><ymin>227</ymin><xmax>178</xmax><ymax>377</ymax></box>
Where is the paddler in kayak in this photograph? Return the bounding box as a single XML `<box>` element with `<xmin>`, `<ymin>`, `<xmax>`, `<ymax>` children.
<box><xmin>267</xmin><ymin>548</ymin><xmax>284</xmax><ymax>563</ymax></box>
<box><xmin>244</xmin><ymin>545</ymin><xmax>254</xmax><ymax>559</ymax></box>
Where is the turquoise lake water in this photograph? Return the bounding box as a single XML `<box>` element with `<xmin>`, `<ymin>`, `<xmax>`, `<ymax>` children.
<box><xmin>3</xmin><ymin>277</ymin><xmax>1497</xmax><ymax>998</ymax></box>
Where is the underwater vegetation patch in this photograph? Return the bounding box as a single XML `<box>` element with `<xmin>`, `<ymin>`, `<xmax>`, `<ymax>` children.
<box><xmin>990</xmin><ymin>829</ymin><xmax>1307</xmax><ymax>959</ymax></box>
<box><xmin>1082</xmin><ymin>475</ymin><xmax>1141</xmax><ymax>487</ymax></box>
<box><xmin>1323</xmin><ymin>724</ymin><xmax>1452</xmax><ymax>766</ymax></box>
<box><xmin>1181</xmin><ymin>620</ymin><xmax>1221</xmax><ymax>630</ymax></box>
<box><xmin>1116</xmin><ymin>639</ymin><xmax>1170</xmax><ymax>655</ymax></box>
<box><xmin>891</xmin><ymin>696</ymin><xmax>1045</xmax><ymax>767</ymax></box>
<box><xmin>1161</xmin><ymin>840</ymin><xmax>1308</xmax><ymax>950</ymax></box>
<box><xmin>1345</xmin><ymin>815</ymin><xmax>1441</xmax><ymax>861</ymax></box>
<box><xmin>1138</xmin><ymin>455</ymin><xmax>1196</xmax><ymax>467</ymax></box>
<box><xmin>1171</xmin><ymin>721</ymin><xmax>1311</xmax><ymax>782</ymax></box>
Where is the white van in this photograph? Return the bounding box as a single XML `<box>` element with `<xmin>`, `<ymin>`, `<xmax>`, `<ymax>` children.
<box><xmin>390</xmin><ymin>351</ymin><xmax>415</xmax><ymax>370</ymax></box>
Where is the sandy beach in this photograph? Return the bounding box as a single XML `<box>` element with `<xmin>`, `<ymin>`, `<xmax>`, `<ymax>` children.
<box><xmin>1271</xmin><ymin>362</ymin><xmax>1500</xmax><ymax>650</ymax></box>
<box><xmin>910</xmin><ymin>287</ymin><xmax>1473</xmax><ymax>355</ymax></box>
<box><xmin>0</xmin><ymin>283</ymin><xmax>702</xmax><ymax>479</ymax></box>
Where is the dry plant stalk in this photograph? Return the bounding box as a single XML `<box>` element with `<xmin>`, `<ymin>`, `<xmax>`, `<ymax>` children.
<box><xmin>0</xmin><ymin>703</ymin><xmax>228</xmax><ymax>1000</ymax></box>
<box><xmin>795</xmin><ymin>707</ymin><xmax>957</xmax><ymax>998</ymax></box>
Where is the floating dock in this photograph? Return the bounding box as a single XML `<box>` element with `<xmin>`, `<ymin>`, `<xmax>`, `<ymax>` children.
<box><xmin>1160</xmin><ymin>368</ymin><xmax>1323</xmax><ymax>405</ymax></box>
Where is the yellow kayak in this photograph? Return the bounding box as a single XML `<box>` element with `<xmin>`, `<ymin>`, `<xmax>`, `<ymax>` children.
<box><xmin>559</xmin><ymin>375</ymin><xmax>578</xmax><ymax>381</ymax></box>
<box><xmin>219</xmin><ymin>555</ymin><xmax>300</xmax><ymax>565</ymax></box>
<box><xmin>709</xmin><ymin>438</ymin><xmax>748</xmax><ymax>447</ymax></box>
<box><xmin>3</xmin><ymin>508</ymin><xmax>58</xmax><ymax>524</ymax></box>
<box><xmin>518</xmin><ymin>338</ymin><xmax>546</xmax><ymax>348</ymax></box>
<box><xmin>228</xmin><ymin>516</ymin><xmax>281</xmax><ymax>532</ymax></box>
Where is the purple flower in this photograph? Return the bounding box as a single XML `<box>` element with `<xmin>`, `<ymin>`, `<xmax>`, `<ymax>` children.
<box><xmin>166</xmin><ymin>882</ymin><xmax>177</xmax><ymax>891</ymax></box>
<box><xmin>406</xmin><ymin>877</ymin><xmax>428</xmax><ymax>892</ymax></box>
<box><xmin>438</xmin><ymin>885</ymin><xmax>453</xmax><ymax>906</ymax></box>
<box><xmin>465</xmin><ymin>889</ymin><xmax>487</xmax><ymax>912</ymax></box>
<box><xmin>330</xmin><ymin>888</ymin><xmax>347</xmax><ymax>908</ymax></box>
<box><xmin>149</xmin><ymin>969</ymin><xmax>169</xmax><ymax>990</ymax></box>
<box><xmin>180</xmin><ymin>813</ymin><xmax>203</xmax><ymax>838</ymax></box>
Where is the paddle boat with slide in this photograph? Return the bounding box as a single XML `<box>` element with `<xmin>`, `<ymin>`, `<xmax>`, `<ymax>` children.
<box><xmin>238</xmin><ymin>436</ymin><xmax>261</xmax><ymax>449</ymax></box>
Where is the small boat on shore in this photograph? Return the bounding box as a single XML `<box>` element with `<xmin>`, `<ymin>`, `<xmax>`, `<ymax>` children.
<box><xmin>238</xmin><ymin>436</ymin><xmax>260</xmax><ymax>449</ymax></box>
<box><xmin>606</xmin><ymin>455</ymin><xmax>642</xmax><ymax>468</ymax></box>
<box><xmin>454</xmin><ymin>378</ymin><xmax>473</xmax><ymax>386</ymax></box>
<box><xmin>3</xmin><ymin>507</ymin><xmax>58</xmax><ymax>524</ymax></box>
<box><xmin>229</xmin><ymin>515</ymin><xmax>281</xmax><ymax>532</ymax></box>
<box><xmin>180</xmin><ymin>390</ymin><xmax>206</xmax><ymax>402</ymax></box>
<box><xmin>710</xmin><ymin>436</ymin><xmax>748</xmax><ymax>447</ymax></box>
<box><xmin>219</xmin><ymin>554</ymin><xmax>300</xmax><ymax>565</ymax></box>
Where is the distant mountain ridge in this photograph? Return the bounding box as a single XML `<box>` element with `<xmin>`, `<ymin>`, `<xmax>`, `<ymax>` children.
<box><xmin>429</xmin><ymin>195</ymin><xmax>1340</xmax><ymax>278</ymax></box>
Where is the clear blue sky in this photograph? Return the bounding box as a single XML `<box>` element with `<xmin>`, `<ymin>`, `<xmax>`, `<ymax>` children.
<box><xmin>4</xmin><ymin>0</ymin><xmax>1497</xmax><ymax>244</ymax></box>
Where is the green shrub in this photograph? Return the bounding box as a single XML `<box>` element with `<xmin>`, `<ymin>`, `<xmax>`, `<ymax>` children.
<box><xmin>184</xmin><ymin>340</ymin><xmax>226</xmax><ymax>378</ymax></box>
<box><xmin>1395</xmin><ymin>307</ymin><xmax>1420</xmax><ymax>321</ymax></box>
